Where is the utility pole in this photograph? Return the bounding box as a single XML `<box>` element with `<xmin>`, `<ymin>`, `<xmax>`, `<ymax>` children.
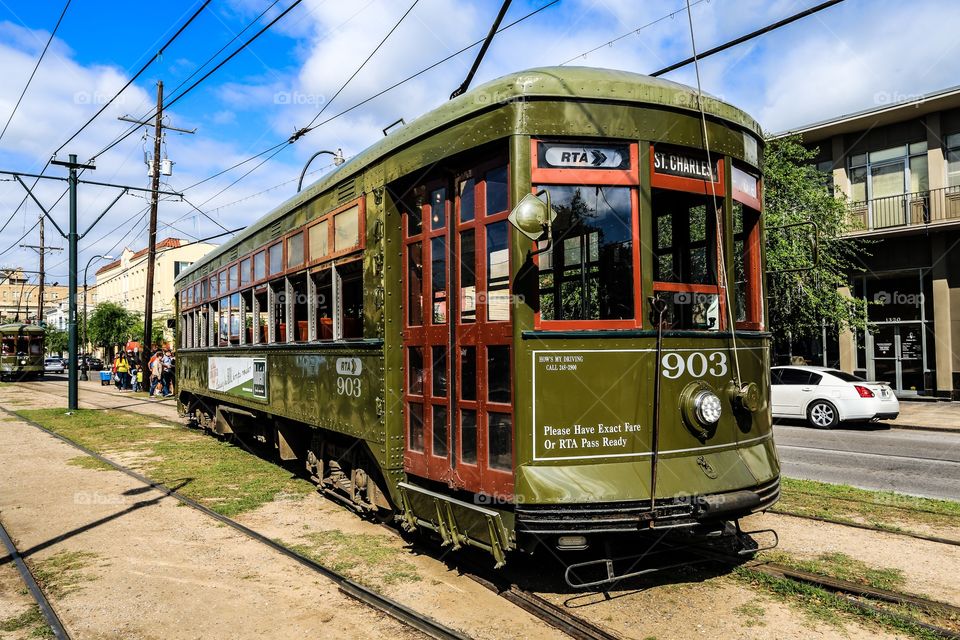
<box><xmin>51</xmin><ymin>153</ymin><xmax>95</xmax><ymax>411</ymax></box>
<box><xmin>20</xmin><ymin>213</ymin><xmax>62</xmax><ymax>325</ymax></box>
<box><xmin>119</xmin><ymin>81</ymin><xmax>194</xmax><ymax>373</ymax></box>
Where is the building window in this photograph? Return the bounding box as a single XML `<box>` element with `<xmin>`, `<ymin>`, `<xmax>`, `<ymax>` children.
<box><xmin>848</xmin><ymin>141</ymin><xmax>928</xmax><ymax>202</ymax></box>
<box><xmin>947</xmin><ymin>133</ymin><xmax>960</xmax><ymax>187</ymax></box>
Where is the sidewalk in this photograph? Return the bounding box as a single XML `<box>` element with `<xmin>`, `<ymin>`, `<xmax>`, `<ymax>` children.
<box><xmin>888</xmin><ymin>400</ymin><xmax>960</xmax><ymax>432</ymax></box>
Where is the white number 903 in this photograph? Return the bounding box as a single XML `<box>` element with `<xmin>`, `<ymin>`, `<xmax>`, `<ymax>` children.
<box><xmin>337</xmin><ymin>376</ymin><xmax>362</xmax><ymax>397</ymax></box>
<box><xmin>661</xmin><ymin>352</ymin><xmax>728</xmax><ymax>379</ymax></box>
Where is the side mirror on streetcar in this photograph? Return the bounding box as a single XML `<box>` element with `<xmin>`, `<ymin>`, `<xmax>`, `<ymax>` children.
<box><xmin>508</xmin><ymin>190</ymin><xmax>556</xmax><ymax>241</ymax></box>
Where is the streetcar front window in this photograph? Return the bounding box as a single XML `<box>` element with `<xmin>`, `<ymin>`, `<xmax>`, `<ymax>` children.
<box><xmin>1</xmin><ymin>337</ymin><xmax>12</xmax><ymax>355</ymax></box>
<box><xmin>29</xmin><ymin>338</ymin><xmax>42</xmax><ymax>356</ymax></box>
<box><xmin>536</xmin><ymin>185</ymin><xmax>634</xmax><ymax>322</ymax></box>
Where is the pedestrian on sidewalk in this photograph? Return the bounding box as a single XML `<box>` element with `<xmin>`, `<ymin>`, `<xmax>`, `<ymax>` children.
<box><xmin>161</xmin><ymin>348</ymin><xmax>174</xmax><ymax>398</ymax></box>
<box><xmin>149</xmin><ymin>350</ymin><xmax>163</xmax><ymax>397</ymax></box>
<box><xmin>114</xmin><ymin>351</ymin><xmax>130</xmax><ymax>392</ymax></box>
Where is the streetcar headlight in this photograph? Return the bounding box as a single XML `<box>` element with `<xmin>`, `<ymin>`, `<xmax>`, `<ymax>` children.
<box><xmin>694</xmin><ymin>390</ymin><xmax>723</xmax><ymax>425</ymax></box>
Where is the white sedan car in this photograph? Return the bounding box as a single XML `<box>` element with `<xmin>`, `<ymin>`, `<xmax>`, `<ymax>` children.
<box><xmin>770</xmin><ymin>366</ymin><xmax>899</xmax><ymax>429</ymax></box>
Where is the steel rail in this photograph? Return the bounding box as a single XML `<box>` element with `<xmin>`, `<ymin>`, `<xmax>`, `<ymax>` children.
<box><xmin>769</xmin><ymin>508</ymin><xmax>960</xmax><ymax>547</ymax></box>
<box><xmin>689</xmin><ymin>546</ymin><xmax>960</xmax><ymax>640</ymax></box>
<box><xmin>0</xmin><ymin>517</ymin><xmax>71</xmax><ymax>640</ymax></box>
<box><xmin>0</xmin><ymin>404</ymin><xmax>468</xmax><ymax>640</ymax></box>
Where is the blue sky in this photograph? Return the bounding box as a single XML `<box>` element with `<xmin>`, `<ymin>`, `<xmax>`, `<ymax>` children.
<box><xmin>1</xmin><ymin>0</ymin><xmax>959</xmax><ymax>283</ymax></box>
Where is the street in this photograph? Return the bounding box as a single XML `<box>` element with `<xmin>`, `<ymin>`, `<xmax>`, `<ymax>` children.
<box><xmin>774</xmin><ymin>422</ymin><xmax>960</xmax><ymax>501</ymax></box>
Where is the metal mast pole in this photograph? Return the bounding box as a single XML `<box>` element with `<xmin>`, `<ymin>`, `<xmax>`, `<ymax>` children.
<box><xmin>37</xmin><ymin>213</ymin><xmax>44</xmax><ymax>323</ymax></box>
<box><xmin>142</xmin><ymin>81</ymin><xmax>163</xmax><ymax>374</ymax></box>
<box><xmin>67</xmin><ymin>154</ymin><xmax>79</xmax><ymax>410</ymax></box>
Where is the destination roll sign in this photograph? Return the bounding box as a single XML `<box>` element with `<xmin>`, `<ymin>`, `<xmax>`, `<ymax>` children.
<box><xmin>537</xmin><ymin>142</ymin><xmax>629</xmax><ymax>170</ymax></box>
<box><xmin>653</xmin><ymin>145</ymin><xmax>719</xmax><ymax>181</ymax></box>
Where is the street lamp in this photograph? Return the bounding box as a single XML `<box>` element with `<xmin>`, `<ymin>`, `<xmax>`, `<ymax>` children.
<box><xmin>79</xmin><ymin>254</ymin><xmax>112</xmax><ymax>381</ymax></box>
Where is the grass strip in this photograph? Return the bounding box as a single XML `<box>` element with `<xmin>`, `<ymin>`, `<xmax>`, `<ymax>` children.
<box><xmin>734</xmin><ymin>566</ymin><xmax>951</xmax><ymax>640</ymax></box>
<box><xmin>15</xmin><ymin>408</ymin><xmax>314</xmax><ymax>517</ymax></box>
<box><xmin>779</xmin><ymin>478</ymin><xmax>960</xmax><ymax>533</ymax></box>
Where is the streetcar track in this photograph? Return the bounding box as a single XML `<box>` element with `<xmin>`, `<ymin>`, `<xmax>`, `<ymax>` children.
<box><xmin>769</xmin><ymin>509</ymin><xmax>960</xmax><ymax>547</ymax></box>
<box><xmin>12</xmin><ymin>380</ymin><xmax>623</xmax><ymax>640</ymax></box>
<box><xmin>0</xmin><ymin>516</ymin><xmax>70</xmax><ymax>640</ymax></box>
<box><xmin>0</xmin><ymin>404</ymin><xmax>468</xmax><ymax>640</ymax></box>
<box><xmin>689</xmin><ymin>547</ymin><xmax>960</xmax><ymax>640</ymax></box>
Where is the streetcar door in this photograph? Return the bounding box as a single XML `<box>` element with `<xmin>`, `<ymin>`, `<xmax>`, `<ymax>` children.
<box><xmin>401</xmin><ymin>161</ymin><xmax>514</xmax><ymax>498</ymax></box>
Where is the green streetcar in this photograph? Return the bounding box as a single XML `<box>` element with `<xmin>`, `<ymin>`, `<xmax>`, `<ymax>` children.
<box><xmin>0</xmin><ymin>323</ymin><xmax>45</xmax><ymax>381</ymax></box>
<box><xmin>174</xmin><ymin>67</ymin><xmax>779</xmax><ymax>578</ymax></box>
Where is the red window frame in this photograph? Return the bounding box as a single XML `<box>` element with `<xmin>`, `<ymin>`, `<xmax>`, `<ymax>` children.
<box><xmin>650</xmin><ymin>144</ymin><xmax>729</xmax><ymax>330</ymax></box>
<box><xmin>530</xmin><ymin>139</ymin><xmax>642</xmax><ymax>330</ymax></box>
<box><xmin>732</xmin><ymin>164</ymin><xmax>763</xmax><ymax>330</ymax></box>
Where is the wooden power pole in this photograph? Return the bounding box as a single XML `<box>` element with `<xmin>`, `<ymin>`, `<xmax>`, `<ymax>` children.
<box><xmin>142</xmin><ymin>80</ymin><xmax>163</xmax><ymax>371</ymax></box>
<box><xmin>118</xmin><ymin>81</ymin><xmax>194</xmax><ymax>373</ymax></box>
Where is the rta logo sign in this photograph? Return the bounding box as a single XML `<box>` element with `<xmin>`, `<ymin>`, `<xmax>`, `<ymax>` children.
<box><xmin>873</xmin><ymin>291</ymin><xmax>922</xmax><ymax>306</ymax></box>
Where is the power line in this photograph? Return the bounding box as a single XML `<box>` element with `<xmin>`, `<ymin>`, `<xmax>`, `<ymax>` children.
<box><xmin>0</xmin><ymin>1</ymin><xmax>211</xmax><ymax>248</ymax></box>
<box><xmin>558</xmin><ymin>0</ymin><xmax>707</xmax><ymax>66</ymax></box>
<box><xmin>91</xmin><ymin>0</ymin><xmax>284</xmax><ymax>165</ymax></box>
<box><xmin>0</xmin><ymin>0</ymin><xmax>72</xmax><ymax>144</ymax></box>
<box><xmin>90</xmin><ymin>0</ymin><xmax>307</xmax><ymax>163</ymax></box>
<box><xmin>293</xmin><ymin>0</ymin><xmax>421</xmax><ymax>139</ymax></box>
<box><xmin>55</xmin><ymin>0</ymin><xmax>211</xmax><ymax>157</ymax></box>
<box><xmin>651</xmin><ymin>0</ymin><xmax>846</xmax><ymax>76</ymax></box>
<box><xmin>181</xmin><ymin>0</ymin><xmax>561</xmax><ymax>204</ymax></box>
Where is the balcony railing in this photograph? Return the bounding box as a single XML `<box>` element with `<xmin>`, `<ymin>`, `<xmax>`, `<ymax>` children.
<box><xmin>847</xmin><ymin>185</ymin><xmax>960</xmax><ymax>233</ymax></box>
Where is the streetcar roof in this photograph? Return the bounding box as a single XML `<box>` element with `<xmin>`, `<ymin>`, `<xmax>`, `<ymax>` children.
<box><xmin>0</xmin><ymin>323</ymin><xmax>45</xmax><ymax>334</ymax></box>
<box><xmin>175</xmin><ymin>66</ymin><xmax>762</xmax><ymax>285</ymax></box>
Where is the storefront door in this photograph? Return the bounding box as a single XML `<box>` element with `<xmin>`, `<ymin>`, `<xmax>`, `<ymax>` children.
<box><xmin>872</xmin><ymin>323</ymin><xmax>924</xmax><ymax>396</ymax></box>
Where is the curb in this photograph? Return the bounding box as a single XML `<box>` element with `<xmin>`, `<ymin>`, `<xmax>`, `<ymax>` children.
<box><xmin>888</xmin><ymin>423</ymin><xmax>960</xmax><ymax>435</ymax></box>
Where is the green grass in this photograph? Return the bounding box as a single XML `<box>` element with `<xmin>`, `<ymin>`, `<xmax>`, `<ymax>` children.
<box><xmin>16</xmin><ymin>408</ymin><xmax>314</xmax><ymax>517</ymax></box>
<box><xmin>288</xmin><ymin>530</ymin><xmax>421</xmax><ymax>588</ymax></box>
<box><xmin>31</xmin><ymin>550</ymin><xmax>100</xmax><ymax>599</ymax></box>
<box><xmin>65</xmin><ymin>455</ymin><xmax>115</xmax><ymax>472</ymax></box>
<box><xmin>734</xmin><ymin>600</ymin><xmax>766</xmax><ymax>627</ymax></box>
<box><xmin>0</xmin><ymin>605</ymin><xmax>54</xmax><ymax>638</ymax></box>
<box><xmin>762</xmin><ymin>550</ymin><xmax>906</xmax><ymax>592</ymax></box>
<box><xmin>734</xmin><ymin>565</ymin><xmax>948</xmax><ymax>640</ymax></box>
<box><xmin>778</xmin><ymin>477</ymin><xmax>960</xmax><ymax>533</ymax></box>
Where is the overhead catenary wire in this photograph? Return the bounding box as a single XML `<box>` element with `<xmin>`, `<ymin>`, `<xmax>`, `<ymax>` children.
<box><xmin>558</xmin><ymin>0</ymin><xmax>707</xmax><ymax>66</ymax></box>
<box><xmin>90</xmin><ymin>0</ymin><xmax>308</xmax><ymax>163</ymax></box>
<box><xmin>0</xmin><ymin>0</ymin><xmax>72</xmax><ymax>144</ymax></box>
<box><xmin>0</xmin><ymin>0</ymin><xmax>211</xmax><ymax>248</ymax></box>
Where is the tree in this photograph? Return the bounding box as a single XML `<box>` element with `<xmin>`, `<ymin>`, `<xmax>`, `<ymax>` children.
<box><xmin>763</xmin><ymin>135</ymin><xmax>869</xmax><ymax>355</ymax></box>
<box><xmin>44</xmin><ymin>326</ymin><xmax>68</xmax><ymax>356</ymax></box>
<box><xmin>130</xmin><ymin>315</ymin><xmax>165</xmax><ymax>350</ymax></box>
<box><xmin>88</xmin><ymin>302</ymin><xmax>136</xmax><ymax>359</ymax></box>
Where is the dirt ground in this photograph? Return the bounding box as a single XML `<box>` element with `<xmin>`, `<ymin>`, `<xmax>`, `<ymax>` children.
<box><xmin>0</xmin><ymin>412</ymin><xmax>422</xmax><ymax>640</ymax></box>
<box><xmin>0</xmin><ymin>380</ymin><xmax>948</xmax><ymax>640</ymax></box>
<box><xmin>745</xmin><ymin>511</ymin><xmax>960</xmax><ymax>606</ymax></box>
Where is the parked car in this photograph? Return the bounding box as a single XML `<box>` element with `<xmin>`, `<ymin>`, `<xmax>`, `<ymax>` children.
<box><xmin>771</xmin><ymin>366</ymin><xmax>899</xmax><ymax>428</ymax></box>
<box><xmin>44</xmin><ymin>357</ymin><xmax>65</xmax><ymax>374</ymax></box>
<box><xmin>81</xmin><ymin>355</ymin><xmax>104</xmax><ymax>371</ymax></box>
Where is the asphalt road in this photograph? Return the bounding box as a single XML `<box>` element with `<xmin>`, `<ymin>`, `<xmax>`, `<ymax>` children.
<box><xmin>774</xmin><ymin>422</ymin><xmax>960</xmax><ymax>500</ymax></box>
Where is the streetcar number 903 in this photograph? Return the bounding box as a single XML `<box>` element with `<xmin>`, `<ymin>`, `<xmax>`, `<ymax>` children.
<box><xmin>337</xmin><ymin>376</ymin><xmax>362</xmax><ymax>397</ymax></box>
<box><xmin>661</xmin><ymin>352</ymin><xmax>728</xmax><ymax>379</ymax></box>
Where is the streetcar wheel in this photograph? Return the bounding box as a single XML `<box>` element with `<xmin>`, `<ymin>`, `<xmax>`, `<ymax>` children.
<box><xmin>807</xmin><ymin>400</ymin><xmax>839</xmax><ymax>429</ymax></box>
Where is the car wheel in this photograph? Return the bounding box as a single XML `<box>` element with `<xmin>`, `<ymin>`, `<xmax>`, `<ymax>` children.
<box><xmin>807</xmin><ymin>400</ymin><xmax>839</xmax><ymax>429</ymax></box>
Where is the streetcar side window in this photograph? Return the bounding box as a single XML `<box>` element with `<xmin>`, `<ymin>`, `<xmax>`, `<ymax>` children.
<box><xmin>339</xmin><ymin>261</ymin><xmax>364</xmax><ymax>339</ymax></box>
<box><xmin>270</xmin><ymin>279</ymin><xmax>286</xmax><ymax>342</ymax></box>
<box><xmin>651</xmin><ymin>188</ymin><xmax>722</xmax><ymax>331</ymax></box>
<box><xmin>536</xmin><ymin>185</ymin><xmax>635</xmax><ymax>322</ymax></box>
<box><xmin>254</xmin><ymin>290</ymin><xmax>268</xmax><ymax>344</ymax></box>
<box><xmin>289</xmin><ymin>273</ymin><xmax>308</xmax><ymax>342</ymax></box>
<box><xmin>312</xmin><ymin>268</ymin><xmax>333</xmax><ymax>340</ymax></box>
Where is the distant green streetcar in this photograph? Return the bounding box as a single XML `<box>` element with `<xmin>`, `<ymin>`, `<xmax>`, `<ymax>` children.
<box><xmin>0</xmin><ymin>323</ymin><xmax>45</xmax><ymax>381</ymax></box>
<box><xmin>174</xmin><ymin>67</ymin><xmax>779</xmax><ymax>579</ymax></box>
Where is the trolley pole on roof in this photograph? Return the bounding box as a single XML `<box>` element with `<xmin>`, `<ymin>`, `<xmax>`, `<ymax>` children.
<box><xmin>51</xmin><ymin>153</ymin><xmax>95</xmax><ymax>411</ymax></box>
